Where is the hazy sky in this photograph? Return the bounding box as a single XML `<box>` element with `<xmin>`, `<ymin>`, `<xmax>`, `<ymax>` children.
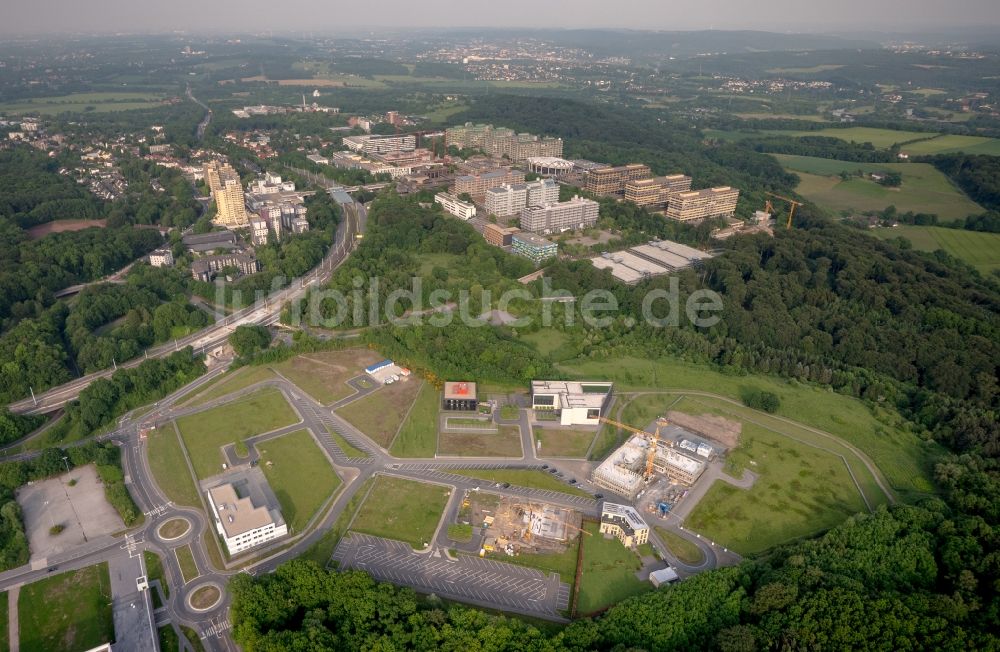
<box><xmin>2</xmin><ymin>0</ymin><xmax>999</xmax><ymax>35</ymax></box>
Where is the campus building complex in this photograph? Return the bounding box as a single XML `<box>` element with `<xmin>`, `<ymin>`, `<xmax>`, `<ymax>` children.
<box><xmin>207</xmin><ymin>470</ymin><xmax>288</xmax><ymax>555</ymax></box>
<box><xmin>434</xmin><ymin>192</ymin><xmax>477</xmax><ymax>220</ymax></box>
<box><xmin>531</xmin><ymin>380</ymin><xmax>613</xmax><ymax>425</ymax></box>
<box><xmin>665</xmin><ymin>186</ymin><xmax>740</xmax><ymax>222</ymax></box>
<box><xmin>485</xmin><ymin>178</ymin><xmax>558</xmax><ymax>217</ymax></box>
<box><xmin>520</xmin><ymin>196</ymin><xmax>599</xmax><ymax>234</ymax></box>
<box><xmin>584</xmin><ymin>163</ymin><xmax>651</xmax><ymax>196</ymax></box>
<box><xmin>445</xmin><ymin>123</ymin><xmax>563</xmax><ymax>162</ymax></box>
<box><xmin>452</xmin><ymin>168</ymin><xmax>526</xmax><ymax>201</ymax></box>
<box><xmin>599</xmin><ymin>502</ymin><xmax>650</xmax><ymax>548</ymax></box>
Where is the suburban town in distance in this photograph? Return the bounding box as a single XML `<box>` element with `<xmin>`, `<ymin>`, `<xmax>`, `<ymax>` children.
<box><xmin>0</xmin><ymin>2</ymin><xmax>999</xmax><ymax>650</ymax></box>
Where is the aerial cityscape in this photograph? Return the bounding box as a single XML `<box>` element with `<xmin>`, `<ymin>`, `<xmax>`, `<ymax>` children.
<box><xmin>0</xmin><ymin>2</ymin><xmax>999</xmax><ymax>650</ymax></box>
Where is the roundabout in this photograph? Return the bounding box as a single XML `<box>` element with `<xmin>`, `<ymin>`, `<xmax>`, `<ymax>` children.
<box><xmin>156</xmin><ymin>517</ymin><xmax>192</xmax><ymax>542</ymax></box>
<box><xmin>187</xmin><ymin>583</ymin><xmax>224</xmax><ymax>612</ymax></box>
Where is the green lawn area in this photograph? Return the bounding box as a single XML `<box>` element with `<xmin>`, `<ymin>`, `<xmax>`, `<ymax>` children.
<box><xmin>158</xmin><ymin>626</ymin><xmax>180</xmax><ymax>652</ymax></box>
<box><xmin>258</xmin><ymin>429</ymin><xmax>341</xmax><ymax>532</ymax></box>
<box><xmin>534</xmin><ymin>427</ymin><xmax>597</xmax><ymax>458</ymax></box>
<box><xmin>144</xmin><ymin>550</ymin><xmax>169</xmax><ymax>606</ymax></box>
<box><xmin>521</xmin><ymin>328</ymin><xmax>572</xmax><ymax>358</ymax></box>
<box><xmin>389</xmin><ymin>381</ymin><xmax>440</xmax><ymax>457</ymax></box>
<box><xmin>655</xmin><ymin>527</ymin><xmax>705</xmax><ymax>565</ymax></box>
<box><xmin>175</xmin><ymin>545</ymin><xmax>199</xmax><ymax>583</ymax></box>
<box><xmin>685</xmin><ymin>407</ymin><xmax>870</xmax><ymax>555</ymax></box>
<box><xmin>576</xmin><ymin>522</ymin><xmax>650</xmax><ymax>614</ymax></box>
<box><xmin>775</xmin><ymin>156</ymin><xmax>984</xmax><ymax>220</ymax></box>
<box><xmin>560</xmin><ymin>356</ymin><xmax>940</xmax><ymax>498</ymax></box>
<box><xmin>447</xmin><ymin>417</ymin><xmax>496</xmax><ymax>427</ymax></box>
<box><xmin>182</xmin><ymin>625</ymin><xmax>207</xmax><ymax>652</ymax></box>
<box><xmin>328</xmin><ymin>427</ymin><xmax>369</xmax><ymax>458</ymax></box>
<box><xmin>350</xmin><ymin>476</ymin><xmax>450</xmax><ymax>549</ymax></box>
<box><xmin>147</xmin><ymin>423</ymin><xmax>201</xmax><ymax>507</ymax></box>
<box><xmin>303</xmin><ymin>477</ymin><xmax>374</xmax><ymax>567</ymax></box>
<box><xmin>899</xmin><ymin>134</ymin><xmax>1000</xmax><ymax>156</ymax></box>
<box><xmin>501</xmin><ymin>540</ymin><xmax>581</xmax><ymax>584</ymax></box>
<box><xmin>450</xmin><ymin>469</ymin><xmax>594</xmax><ymax>498</ymax></box>
<box><xmin>499</xmin><ymin>405</ymin><xmax>520</xmax><ymax>420</ymax></box>
<box><xmin>19</xmin><ymin>563</ymin><xmax>114</xmax><ymax>651</ymax></box>
<box><xmin>870</xmin><ymin>225</ymin><xmax>1000</xmax><ymax>274</ymax></box>
<box><xmin>438</xmin><ymin>426</ymin><xmax>524</xmax><ymax>457</ymax></box>
<box><xmin>189</xmin><ymin>366</ymin><xmax>278</xmax><ymax>406</ymax></box>
<box><xmin>338</xmin><ymin>378</ymin><xmax>423</xmax><ymax>448</ymax></box>
<box><xmin>270</xmin><ymin>349</ymin><xmax>382</xmax><ymax>405</ymax></box>
<box><xmin>0</xmin><ymin>591</ymin><xmax>7</xmax><ymax>652</ymax></box>
<box><xmin>176</xmin><ymin>389</ymin><xmax>299</xmax><ymax>479</ymax></box>
<box><xmin>447</xmin><ymin>523</ymin><xmax>473</xmax><ymax>542</ymax></box>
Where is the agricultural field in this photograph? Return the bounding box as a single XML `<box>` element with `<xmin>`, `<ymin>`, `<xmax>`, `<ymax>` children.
<box><xmin>534</xmin><ymin>427</ymin><xmax>597</xmax><ymax>458</ymax></box>
<box><xmin>176</xmin><ymin>389</ymin><xmax>299</xmax><ymax>479</ymax></box>
<box><xmin>270</xmin><ymin>349</ymin><xmax>382</xmax><ymax>405</ymax></box>
<box><xmin>871</xmin><ymin>225</ymin><xmax>1000</xmax><ymax>274</ymax></box>
<box><xmin>561</xmin><ymin>356</ymin><xmax>940</xmax><ymax>498</ymax></box>
<box><xmin>899</xmin><ymin>134</ymin><xmax>1000</xmax><ymax>156</ymax></box>
<box><xmin>774</xmin><ymin>127</ymin><xmax>935</xmax><ymax>148</ymax></box>
<box><xmin>350</xmin><ymin>476</ymin><xmax>450</xmax><ymax>549</ymax></box>
<box><xmin>389</xmin><ymin>381</ymin><xmax>440</xmax><ymax>457</ymax></box>
<box><xmin>576</xmin><ymin>522</ymin><xmax>650</xmax><ymax>614</ymax></box>
<box><xmin>336</xmin><ymin>378</ymin><xmax>423</xmax><ymax>448</ymax></box>
<box><xmin>0</xmin><ymin>91</ymin><xmax>167</xmax><ymax>114</ymax></box>
<box><xmin>774</xmin><ymin>155</ymin><xmax>984</xmax><ymax>219</ymax></box>
<box><xmin>438</xmin><ymin>425</ymin><xmax>524</xmax><ymax>457</ymax></box>
<box><xmin>18</xmin><ymin>563</ymin><xmax>114</xmax><ymax>652</ymax></box>
<box><xmin>258</xmin><ymin>429</ymin><xmax>341</xmax><ymax>532</ymax></box>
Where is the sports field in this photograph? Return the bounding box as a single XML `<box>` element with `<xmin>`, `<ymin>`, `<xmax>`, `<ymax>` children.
<box><xmin>774</xmin><ymin>155</ymin><xmax>984</xmax><ymax>220</ymax></box>
<box><xmin>871</xmin><ymin>225</ymin><xmax>1000</xmax><ymax>274</ymax></box>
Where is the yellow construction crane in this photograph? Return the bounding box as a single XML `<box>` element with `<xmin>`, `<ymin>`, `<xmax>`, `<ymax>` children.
<box><xmin>598</xmin><ymin>416</ymin><xmax>670</xmax><ymax>480</ymax></box>
<box><xmin>764</xmin><ymin>192</ymin><xmax>803</xmax><ymax>230</ymax></box>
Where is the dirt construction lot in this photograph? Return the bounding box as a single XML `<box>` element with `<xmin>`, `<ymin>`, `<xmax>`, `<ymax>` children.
<box><xmin>16</xmin><ymin>464</ymin><xmax>124</xmax><ymax>563</ymax></box>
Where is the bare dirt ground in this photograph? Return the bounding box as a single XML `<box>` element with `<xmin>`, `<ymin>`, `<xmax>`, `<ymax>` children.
<box><xmin>26</xmin><ymin>219</ymin><xmax>106</xmax><ymax>239</ymax></box>
<box><xmin>666</xmin><ymin>411</ymin><xmax>742</xmax><ymax>448</ymax></box>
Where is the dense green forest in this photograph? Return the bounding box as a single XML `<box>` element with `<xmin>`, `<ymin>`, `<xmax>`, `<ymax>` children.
<box><xmin>0</xmin><ymin>149</ymin><xmax>105</xmax><ymax>227</ymax></box>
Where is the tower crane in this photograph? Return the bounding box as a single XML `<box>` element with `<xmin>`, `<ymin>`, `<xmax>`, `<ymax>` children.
<box><xmin>764</xmin><ymin>192</ymin><xmax>803</xmax><ymax>230</ymax></box>
<box><xmin>598</xmin><ymin>416</ymin><xmax>670</xmax><ymax>480</ymax></box>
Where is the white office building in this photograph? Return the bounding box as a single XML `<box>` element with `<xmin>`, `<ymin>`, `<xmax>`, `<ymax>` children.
<box><xmin>485</xmin><ymin>183</ymin><xmax>528</xmax><ymax>216</ymax></box>
<box><xmin>207</xmin><ymin>471</ymin><xmax>288</xmax><ymax>555</ymax></box>
<box><xmin>526</xmin><ymin>178</ymin><xmax>559</xmax><ymax>206</ymax></box>
<box><xmin>434</xmin><ymin>192</ymin><xmax>477</xmax><ymax>220</ymax></box>
<box><xmin>520</xmin><ymin>197</ymin><xmax>599</xmax><ymax>234</ymax></box>
<box><xmin>531</xmin><ymin>380</ymin><xmax>613</xmax><ymax>425</ymax></box>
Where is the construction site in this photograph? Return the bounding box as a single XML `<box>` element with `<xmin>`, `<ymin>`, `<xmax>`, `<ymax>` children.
<box><xmin>457</xmin><ymin>491</ymin><xmax>584</xmax><ymax>558</ymax></box>
<box><xmin>591</xmin><ymin>413</ymin><xmax>742</xmax><ymax>501</ymax></box>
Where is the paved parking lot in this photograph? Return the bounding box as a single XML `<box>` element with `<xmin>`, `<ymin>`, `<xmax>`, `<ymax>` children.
<box><xmin>333</xmin><ymin>533</ymin><xmax>570</xmax><ymax>619</ymax></box>
<box><xmin>394</xmin><ymin>464</ymin><xmax>598</xmax><ymax>509</ymax></box>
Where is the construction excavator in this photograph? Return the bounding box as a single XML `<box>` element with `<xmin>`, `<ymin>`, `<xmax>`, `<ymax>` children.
<box><xmin>598</xmin><ymin>416</ymin><xmax>670</xmax><ymax>480</ymax></box>
<box><xmin>764</xmin><ymin>192</ymin><xmax>803</xmax><ymax>230</ymax></box>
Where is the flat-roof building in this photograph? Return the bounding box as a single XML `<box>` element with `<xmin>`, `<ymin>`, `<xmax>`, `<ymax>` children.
<box><xmin>343</xmin><ymin>134</ymin><xmax>416</xmax><ymax>155</ymax></box>
<box><xmin>590</xmin><ymin>239</ymin><xmax>714</xmax><ymax>284</ymax></box>
<box><xmin>520</xmin><ymin>196</ymin><xmax>599</xmax><ymax>234</ymax></box>
<box><xmin>511</xmin><ymin>232</ymin><xmax>558</xmax><ymax>264</ymax></box>
<box><xmin>190</xmin><ymin>253</ymin><xmax>259</xmax><ymax>282</ymax></box>
<box><xmin>599</xmin><ymin>502</ymin><xmax>650</xmax><ymax>548</ymax></box>
<box><xmin>446</xmin><ymin>123</ymin><xmax>562</xmax><ymax>162</ymax></box>
<box><xmin>624</xmin><ymin>174</ymin><xmax>692</xmax><ymax>208</ymax></box>
<box><xmin>206</xmin><ymin>469</ymin><xmax>288</xmax><ymax>555</ymax></box>
<box><xmin>182</xmin><ymin>231</ymin><xmax>238</xmax><ymax>253</ymax></box>
<box><xmin>434</xmin><ymin>192</ymin><xmax>477</xmax><ymax>220</ymax></box>
<box><xmin>483</xmin><ymin>223</ymin><xmax>520</xmax><ymax>247</ymax></box>
<box><xmin>486</xmin><ymin>183</ymin><xmax>528</xmax><ymax>217</ymax></box>
<box><xmin>585</xmin><ymin>164</ymin><xmax>651</xmax><ymax>196</ymax></box>
<box><xmin>591</xmin><ymin>436</ymin><xmax>647</xmax><ymax>499</ymax></box>
<box><xmin>531</xmin><ymin>380</ymin><xmax>612</xmax><ymax>426</ymax></box>
<box><xmin>665</xmin><ymin>186</ymin><xmax>740</xmax><ymax>222</ymax></box>
<box><xmin>649</xmin><ymin>567</ymin><xmax>680</xmax><ymax>587</ymax></box>
<box><xmin>442</xmin><ymin>381</ymin><xmax>478</xmax><ymax>411</ymax></box>
<box><xmin>452</xmin><ymin>168</ymin><xmax>526</xmax><ymax>201</ymax></box>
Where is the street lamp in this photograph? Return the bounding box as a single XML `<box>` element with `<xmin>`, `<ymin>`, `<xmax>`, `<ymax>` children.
<box><xmin>62</xmin><ymin>456</ymin><xmax>70</xmax><ymax>473</ymax></box>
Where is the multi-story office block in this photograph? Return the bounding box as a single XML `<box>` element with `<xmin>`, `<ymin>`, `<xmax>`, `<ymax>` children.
<box><xmin>665</xmin><ymin>186</ymin><xmax>740</xmax><ymax>222</ymax></box>
<box><xmin>584</xmin><ymin>163</ymin><xmax>651</xmax><ymax>196</ymax></box>
<box><xmin>520</xmin><ymin>197</ymin><xmax>599</xmax><ymax>234</ymax></box>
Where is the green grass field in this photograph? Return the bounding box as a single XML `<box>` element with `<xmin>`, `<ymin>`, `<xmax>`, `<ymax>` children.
<box><xmin>338</xmin><ymin>378</ymin><xmax>423</xmax><ymax>448</ymax></box>
<box><xmin>534</xmin><ymin>427</ymin><xmax>597</xmax><ymax>458</ymax></box>
<box><xmin>144</xmin><ymin>551</ymin><xmax>169</xmax><ymax>606</ymax></box>
<box><xmin>560</xmin><ymin>356</ymin><xmax>940</xmax><ymax>498</ymax></box>
<box><xmin>270</xmin><ymin>349</ymin><xmax>382</xmax><ymax>405</ymax></box>
<box><xmin>19</xmin><ymin>563</ymin><xmax>114</xmax><ymax>652</ymax></box>
<box><xmin>0</xmin><ymin>91</ymin><xmax>166</xmax><ymax>115</ymax></box>
<box><xmin>447</xmin><ymin>523</ymin><xmax>474</xmax><ymax>542</ymax></box>
<box><xmin>188</xmin><ymin>366</ymin><xmax>278</xmax><ymax>406</ymax></box>
<box><xmin>774</xmin><ymin>155</ymin><xmax>984</xmax><ymax>219</ymax></box>
<box><xmin>900</xmin><ymin>134</ymin><xmax>1000</xmax><ymax>156</ymax></box>
<box><xmin>871</xmin><ymin>225</ymin><xmax>1000</xmax><ymax>274</ymax></box>
<box><xmin>258</xmin><ymin>429</ymin><xmax>341</xmax><ymax>532</ymax></box>
<box><xmin>328</xmin><ymin>427</ymin><xmax>369</xmax><ymax>458</ymax></box>
<box><xmin>175</xmin><ymin>545</ymin><xmax>199</xmax><ymax>583</ymax></box>
<box><xmin>350</xmin><ymin>476</ymin><xmax>450</xmax><ymax>549</ymax></box>
<box><xmin>501</xmin><ymin>539</ymin><xmax>581</xmax><ymax>585</ymax></box>
<box><xmin>576</xmin><ymin>522</ymin><xmax>650</xmax><ymax>614</ymax></box>
<box><xmin>655</xmin><ymin>528</ymin><xmax>705</xmax><ymax>565</ymax></box>
<box><xmin>438</xmin><ymin>426</ymin><xmax>524</xmax><ymax>457</ymax></box>
<box><xmin>389</xmin><ymin>381</ymin><xmax>440</xmax><ymax>457</ymax></box>
<box><xmin>450</xmin><ymin>469</ymin><xmax>594</xmax><ymax>498</ymax></box>
<box><xmin>158</xmin><ymin>626</ymin><xmax>180</xmax><ymax>652</ymax></box>
<box><xmin>303</xmin><ymin>477</ymin><xmax>374</xmax><ymax>567</ymax></box>
<box><xmin>521</xmin><ymin>328</ymin><xmax>572</xmax><ymax>358</ymax></box>
<box><xmin>776</xmin><ymin>127</ymin><xmax>935</xmax><ymax>148</ymax></box>
<box><xmin>147</xmin><ymin>423</ymin><xmax>202</xmax><ymax>507</ymax></box>
<box><xmin>684</xmin><ymin>407</ymin><xmax>870</xmax><ymax>555</ymax></box>
<box><xmin>176</xmin><ymin>389</ymin><xmax>299</xmax><ymax>479</ymax></box>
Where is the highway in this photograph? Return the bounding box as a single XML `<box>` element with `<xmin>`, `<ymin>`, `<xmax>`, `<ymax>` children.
<box><xmin>7</xmin><ymin>201</ymin><xmax>366</xmax><ymax>416</ymax></box>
